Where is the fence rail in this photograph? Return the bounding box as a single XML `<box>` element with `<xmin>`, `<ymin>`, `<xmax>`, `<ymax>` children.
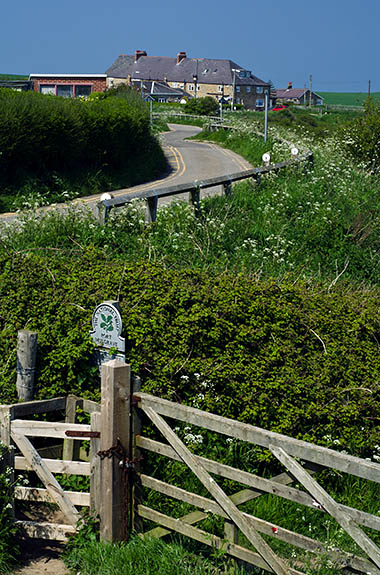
<box><xmin>101</xmin><ymin>152</ymin><xmax>313</xmax><ymax>223</ymax></box>
<box><xmin>3</xmin><ymin>361</ymin><xmax>378</xmax><ymax>574</ymax></box>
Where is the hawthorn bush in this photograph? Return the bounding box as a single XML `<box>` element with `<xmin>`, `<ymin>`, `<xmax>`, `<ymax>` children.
<box><xmin>0</xmin><ymin>249</ymin><xmax>379</xmax><ymax>457</ymax></box>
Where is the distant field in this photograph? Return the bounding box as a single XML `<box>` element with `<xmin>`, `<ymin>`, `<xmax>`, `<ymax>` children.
<box><xmin>0</xmin><ymin>73</ymin><xmax>28</xmax><ymax>80</ymax></box>
<box><xmin>319</xmin><ymin>91</ymin><xmax>380</xmax><ymax>107</ymax></box>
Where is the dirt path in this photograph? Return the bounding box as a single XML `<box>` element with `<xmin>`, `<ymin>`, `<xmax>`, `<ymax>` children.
<box><xmin>12</xmin><ymin>541</ymin><xmax>69</xmax><ymax>575</ymax></box>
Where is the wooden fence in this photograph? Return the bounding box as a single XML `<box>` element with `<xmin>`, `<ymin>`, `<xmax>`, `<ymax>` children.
<box><xmin>2</xmin><ymin>360</ymin><xmax>379</xmax><ymax>574</ymax></box>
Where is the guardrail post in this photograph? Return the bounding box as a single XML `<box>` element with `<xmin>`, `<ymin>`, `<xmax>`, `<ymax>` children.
<box><xmin>223</xmin><ymin>180</ymin><xmax>232</xmax><ymax>197</ymax></box>
<box><xmin>145</xmin><ymin>196</ymin><xmax>158</xmax><ymax>224</ymax></box>
<box><xmin>99</xmin><ymin>360</ymin><xmax>132</xmax><ymax>542</ymax></box>
<box><xmin>190</xmin><ymin>188</ymin><xmax>201</xmax><ymax>216</ymax></box>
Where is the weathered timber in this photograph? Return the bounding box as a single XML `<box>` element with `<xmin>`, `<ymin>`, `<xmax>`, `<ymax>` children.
<box><xmin>136</xmin><ymin>436</ymin><xmax>380</xmax><ymax>531</ymax></box>
<box><xmin>142</xmin><ymin>405</ymin><xmax>289</xmax><ymax>575</ymax></box>
<box><xmin>145</xmin><ymin>195</ymin><xmax>158</xmax><ymax>223</ymax></box>
<box><xmin>11</xmin><ymin>419</ymin><xmax>91</xmax><ymax>439</ymax></box>
<box><xmin>15</xmin><ymin>456</ymin><xmax>90</xmax><ymax>475</ymax></box>
<box><xmin>135</xmin><ymin>394</ymin><xmax>380</xmax><ymax>483</ymax></box>
<box><xmin>16</xmin><ymin>330</ymin><xmax>37</xmax><ymax>401</ymax></box>
<box><xmin>15</xmin><ymin>520</ymin><xmax>76</xmax><ymax>541</ymax></box>
<box><xmin>0</xmin><ymin>405</ymin><xmax>15</xmax><ymax>518</ymax></box>
<box><xmin>11</xmin><ymin>431</ymin><xmax>80</xmax><ymax>527</ymax></box>
<box><xmin>62</xmin><ymin>395</ymin><xmax>82</xmax><ymax>461</ymax></box>
<box><xmin>140</xmin><ymin>474</ymin><xmax>379</xmax><ymax>574</ymax></box>
<box><xmin>14</xmin><ymin>486</ymin><xmax>90</xmax><ymax>507</ymax></box>
<box><xmin>139</xmin><ymin>506</ymin><xmax>304</xmax><ymax>575</ymax></box>
<box><xmin>100</xmin><ymin>360</ymin><xmax>131</xmax><ymax>542</ymax></box>
<box><xmin>132</xmin><ymin>375</ymin><xmax>143</xmax><ymax>532</ymax></box>
<box><xmin>11</xmin><ymin>397</ymin><xmax>66</xmax><ymax>418</ymax></box>
<box><xmin>90</xmin><ymin>411</ymin><xmax>102</xmax><ymax>516</ymax></box>
<box><xmin>82</xmin><ymin>399</ymin><xmax>101</xmax><ymax>414</ymax></box>
<box><xmin>270</xmin><ymin>445</ymin><xmax>380</xmax><ymax>569</ymax></box>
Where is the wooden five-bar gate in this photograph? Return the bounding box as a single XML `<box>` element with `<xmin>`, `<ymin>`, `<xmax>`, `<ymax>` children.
<box><xmin>1</xmin><ymin>359</ymin><xmax>380</xmax><ymax>575</ymax></box>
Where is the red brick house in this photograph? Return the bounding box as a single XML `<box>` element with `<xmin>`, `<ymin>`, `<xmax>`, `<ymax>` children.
<box><xmin>29</xmin><ymin>74</ymin><xmax>107</xmax><ymax>97</ymax></box>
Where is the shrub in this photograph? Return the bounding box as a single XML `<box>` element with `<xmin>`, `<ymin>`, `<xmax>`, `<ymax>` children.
<box><xmin>0</xmin><ymin>250</ymin><xmax>379</xmax><ymax>457</ymax></box>
<box><xmin>345</xmin><ymin>97</ymin><xmax>380</xmax><ymax>171</ymax></box>
<box><xmin>184</xmin><ymin>97</ymin><xmax>219</xmax><ymax>116</ymax></box>
<box><xmin>0</xmin><ymin>88</ymin><xmax>165</xmax><ymax>191</ymax></box>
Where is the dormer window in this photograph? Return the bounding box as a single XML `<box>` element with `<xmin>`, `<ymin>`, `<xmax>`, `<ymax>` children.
<box><xmin>202</xmin><ymin>69</ymin><xmax>209</xmax><ymax>75</ymax></box>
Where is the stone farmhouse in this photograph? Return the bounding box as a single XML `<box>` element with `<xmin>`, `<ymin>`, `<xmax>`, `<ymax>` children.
<box><xmin>276</xmin><ymin>83</ymin><xmax>323</xmax><ymax>106</ymax></box>
<box><xmin>106</xmin><ymin>51</ymin><xmax>272</xmax><ymax>110</ymax></box>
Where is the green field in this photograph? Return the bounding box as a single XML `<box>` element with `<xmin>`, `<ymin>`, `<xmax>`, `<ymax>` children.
<box><xmin>319</xmin><ymin>91</ymin><xmax>380</xmax><ymax>107</ymax></box>
<box><xmin>0</xmin><ymin>73</ymin><xmax>28</xmax><ymax>80</ymax></box>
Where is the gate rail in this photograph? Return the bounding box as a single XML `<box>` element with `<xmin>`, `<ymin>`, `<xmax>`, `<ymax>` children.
<box><xmin>2</xmin><ymin>361</ymin><xmax>377</xmax><ymax>574</ymax></box>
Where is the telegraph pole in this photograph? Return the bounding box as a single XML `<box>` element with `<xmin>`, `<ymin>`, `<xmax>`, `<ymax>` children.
<box><xmin>309</xmin><ymin>74</ymin><xmax>312</xmax><ymax>107</ymax></box>
<box><xmin>368</xmin><ymin>80</ymin><xmax>371</xmax><ymax>98</ymax></box>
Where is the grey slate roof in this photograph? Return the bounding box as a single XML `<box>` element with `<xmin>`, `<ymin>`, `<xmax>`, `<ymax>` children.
<box><xmin>276</xmin><ymin>89</ymin><xmax>323</xmax><ymax>101</ymax></box>
<box><xmin>136</xmin><ymin>80</ymin><xmax>190</xmax><ymax>98</ymax></box>
<box><xmin>106</xmin><ymin>54</ymin><xmax>268</xmax><ymax>87</ymax></box>
<box><xmin>276</xmin><ymin>89</ymin><xmax>307</xmax><ymax>99</ymax></box>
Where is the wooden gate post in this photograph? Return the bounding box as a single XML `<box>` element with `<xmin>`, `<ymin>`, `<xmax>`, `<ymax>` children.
<box><xmin>16</xmin><ymin>330</ymin><xmax>37</xmax><ymax>402</ymax></box>
<box><xmin>0</xmin><ymin>405</ymin><xmax>15</xmax><ymax>518</ymax></box>
<box><xmin>99</xmin><ymin>360</ymin><xmax>132</xmax><ymax>542</ymax></box>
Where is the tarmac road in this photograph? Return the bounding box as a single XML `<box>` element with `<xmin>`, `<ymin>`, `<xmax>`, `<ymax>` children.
<box><xmin>0</xmin><ymin>124</ymin><xmax>252</xmax><ymax>222</ymax></box>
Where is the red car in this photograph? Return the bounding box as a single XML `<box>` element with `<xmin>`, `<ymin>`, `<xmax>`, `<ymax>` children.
<box><xmin>272</xmin><ymin>104</ymin><xmax>288</xmax><ymax>111</ymax></box>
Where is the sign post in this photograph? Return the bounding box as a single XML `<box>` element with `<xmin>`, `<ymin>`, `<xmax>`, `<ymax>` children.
<box><xmin>90</xmin><ymin>301</ymin><xmax>125</xmax><ymax>371</ymax></box>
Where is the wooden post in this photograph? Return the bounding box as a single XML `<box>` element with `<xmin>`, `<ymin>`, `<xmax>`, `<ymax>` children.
<box><xmin>0</xmin><ymin>406</ymin><xmax>15</xmax><ymax>519</ymax></box>
<box><xmin>224</xmin><ymin>520</ymin><xmax>239</xmax><ymax>574</ymax></box>
<box><xmin>131</xmin><ymin>374</ymin><xmax>143</xmax><ymax>532</ymax></box>
<box><xmin>223</xmin><ymin>181</ymin><xmax>232</xmax><ymax>197</ymax></box>
<box><xmin>100</xmin><ymin>360</ymin><xmax>132</xmax><ymax>542</ymax></box>
<box><xmin>90</xmin><ymin>411</ymin><xmax>102</xmax><ymax>518</ymax></box>
<box><xmin>16</xmin><ymin>330</ymin><xmax>37</xmax><ymax>401</ymax></box>
<box><xmin>145</xmin><ymin>196</ymin><xmax>158</xmax><ymax>224</ymax></box>
<box><xmin>62</xmin><ymin>396</ymin><xmax>82</xmax><ymax>461</ymax></box>
<box><xmin>189</xmin><ymin>188</ymin><xmax>200</xmax><ymax>216</ymax></box>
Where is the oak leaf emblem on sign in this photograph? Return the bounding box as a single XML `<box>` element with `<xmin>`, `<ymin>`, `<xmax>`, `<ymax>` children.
<box><xmin>100</xmin><ymin>314</ymin><xmax>114</xmax><ymax>332</ymax></box>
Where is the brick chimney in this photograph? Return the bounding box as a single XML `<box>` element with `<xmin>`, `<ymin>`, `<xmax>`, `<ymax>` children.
<box><xmin>135</xmin><ymin>50</ymin><xmax>147</xmax><ymax>62</ymax></box>
<box><xmin>177</xmin><ymin>51</ymin><xmax>187</xmax><ymax>64</ymax></box>
<box><xmin>287</xmin><ymin>81</ymin><xmax>293</xmax><ymax>90</ymax></box>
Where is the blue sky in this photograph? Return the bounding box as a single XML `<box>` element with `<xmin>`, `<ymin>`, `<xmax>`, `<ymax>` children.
<box><xmin>2</xmin><ymin>0</ymin><xmax>378</xmax><ymax>92</ymax></box>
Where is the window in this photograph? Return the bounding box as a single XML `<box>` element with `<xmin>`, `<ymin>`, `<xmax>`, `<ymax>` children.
<box><xmin>75</xmin><ymin>85</ymin><xmax>92</xmax><ymax>97</ymax></box>
<box><xmin>172</xmin><ymin>82</ymin><xmax>179</xmax><ymax>88</ymax></box>
<box><xmin>246</xmin><ymin>86</ymin><xmax>251</xmax><ymax>93</ymax></box>
<box><xmin>202</xmin><ymin>68</ymin><xmax>209</xmax><ymax>75</ymax></box>
<box><xmin>236</xmin><ymin>86</ymin><xmax>240</xmax><ymax>92</ymax></box>
<box><xmin>188</xmin><ymin>84</ymin><xmax>194</xmax><ymax>91</ymax></box>
<box><xmin>57</xmin><ymin>85</ymin><xmax>73</xmax><ymax>98</ymax></box>
<box><xmin>256</xmin><ymin>99</ymin><xmax>264</xmax><ymax>107</ymax></box>
<box><xmin>236</xmin><ymin>97</ymin><xmax>241</xmax><ymax>104</ymax></box>
<box><xmin>256</xmin><ymin>86</ymin><xmax>263</xmax><ymax>94</ymax></box>
<box><xmin>40</xmin><ymin>85</ymin><xmax>55</xmax><ymax>95</ymax></box>
<box><xmin>196</xmin><ymin>85</ymin><xmax>200</xmax><ymax>91</ymax></box>
<box><xmin>218</xmin><ymin>85</ymin><xmax>223</xmax><ymax>93</ymax></box>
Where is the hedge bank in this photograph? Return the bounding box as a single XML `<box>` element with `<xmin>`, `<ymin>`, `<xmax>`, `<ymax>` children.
<box><xmin>0</xmin><ymin>88</ymin><xmax>165</xmax><ymax>189</ymax></box>
<box><xmin>0</xmin><ymin>249</ymin><xmax>379</xmax><ymax>455</ymax></box>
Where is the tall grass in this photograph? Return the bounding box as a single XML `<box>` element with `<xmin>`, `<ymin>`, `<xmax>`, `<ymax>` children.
<box><xmin>64</xmin><ymin>534</ymin><xmax>242</xmax><ymax>575</ymax></box>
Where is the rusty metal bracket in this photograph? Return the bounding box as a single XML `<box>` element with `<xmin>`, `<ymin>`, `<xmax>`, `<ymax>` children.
<box><xmin>65</xmin><ymin>430</ymin><xmax>100</xmax><ymax>439</ymax></box>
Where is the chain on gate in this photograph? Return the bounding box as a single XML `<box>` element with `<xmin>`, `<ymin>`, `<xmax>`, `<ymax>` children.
<box><xmin>97</xmin><ymin>438</ymin><xmax>143</xmax><ymax>539</ymax></box>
